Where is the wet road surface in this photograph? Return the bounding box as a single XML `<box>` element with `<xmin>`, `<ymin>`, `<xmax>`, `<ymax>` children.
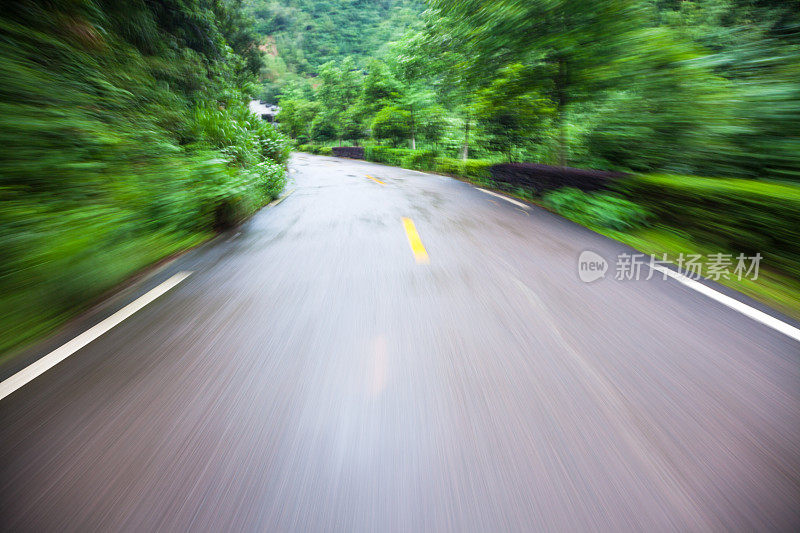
<box><xmin>1</xmin><ymin>153</ymin><xmax>798</xmax><ymax>531</ymax></box>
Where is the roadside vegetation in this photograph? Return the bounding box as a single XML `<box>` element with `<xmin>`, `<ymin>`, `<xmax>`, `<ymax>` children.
<box><xmin>0</xmin><ymin>0</ymin><xmax>291</xmax><ymax>355</ymax></box>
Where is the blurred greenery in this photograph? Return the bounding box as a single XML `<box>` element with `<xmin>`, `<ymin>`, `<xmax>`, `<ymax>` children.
<box><xmin>543</xmin><ymin>188</ymin><xmax>653</xmax><ymax>231</ymax></box>
<box><xmin>243</xmin><ymin>0</ymin><xmax>423</xmax><ymax>99</ymax></box>
<box><xmin>614</xmin><ymin>174</ymin><xmax>800</xmax><ymax>278</ymax></box>
<box><xmin>267</xmin><ymin>1</ymin><xmax>800</xmax><ymax>177</ymax></box>
<box><xmin>0</xmin><ymin>0</ymin><xmax>290</xmax><ymax>354</ymax></box>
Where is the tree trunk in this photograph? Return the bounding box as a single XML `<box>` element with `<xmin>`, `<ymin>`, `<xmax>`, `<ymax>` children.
<box><xmin>555</xmin><ymin>56</ymin><xmax>568</xmax><ymax>167</ymax></box>
<box><xmin>461</xmin><ymin>117</ymin><xmax>470</xmax><ymax>160</ymax></box>
<box><xmin>410</xmin><ymin>103</ymin><xmax>416</xmax><ymax>150</ymax></box>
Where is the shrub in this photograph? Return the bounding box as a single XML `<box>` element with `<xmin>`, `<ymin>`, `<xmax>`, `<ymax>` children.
<box><xmin>615</xmin><ymin>174</ymin><xmax>800</xmax><ymax>277</ymax></box>
<box><xmin>310</xmin><ymin>111</ymin><xmax>338</xmax><ymax>143</ymax></box>
<box><xmin>489</xmin><ymin>163</ymin><xmax>626</xmax><ymax>195</ymax></box>
<box><xmin>365</xmin><ymin>146</ymin><xmax>408</xmax><ymax>166</ymax></box>
<box><xmin>0</xmin><ymin>0</ymin><xmax>290</xmax><ymax>355</ymax></box>
<box><xmin>434</xmin><ymin>157</ymin><xmax>464</xmax><ymax>176</ymax></box>
<box><xmin>401</xmin><ymin>150</ymin><xmax>438</xmax><ymax>171</ymax></box>
<box><xmin>332</xmin><ymin>146</ymin><xmax>365</xmax><ymax>159</ymax></box>
<box><xmin>463</xmin><ymin>160</ymin><xmax>494</xmax><ymax>180</ymax></box>
<box><xmin>295</xmin><ymin>144</ymin><xmax>332</xmax><ymax>155</ymax></box>
<box><xmin>543</xmin><ymin>188</ymin><xmax>651</xmax><ymax>230</ymax></box>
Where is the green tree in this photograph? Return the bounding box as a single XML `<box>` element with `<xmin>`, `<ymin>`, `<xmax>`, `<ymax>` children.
<box><xmin>340</xmin><ymin>106</ymin><xmax>366</xmax><ymax>145</ymax></box>
<box><xmin>316</xmin><ymin>57</ymin><xmax>363</xmax><ymax>114</ymax></box>
<box><xmin>276</xmin><ymin>98</ymin><xmax>319</xmax><ymax>140</ymax></box>
<box><xmin>473</xmin><ymin>64</ymin><xmax>554</xmax><ymax>160</ymax></box>
<box><xmin>314</xmin><ymin>57</ymin><xmax>363</xmax><ymax>144</ymax></box>
<box><xmin>393</xmin><ymin>26</ymin><xmax>476</xmax><ymax>158</ymax></box>
<box><xmin>426</xmin><ymin>0</ymin><xmax>644</xmax><ymax>165</ymax></box>
<box><xmin>371</xmin><ymin>105</ymin><xmax>412</xmax><ymax>146</ymax></box>
<box><xmin>360</xmin><ymin>59</ymin><xmax>402</xmax><ymax>118</ymax></box>
<box><xmin>310</xmin><ymin>111</ymin><xmax>339</xmax><ymax>143</ymax></box>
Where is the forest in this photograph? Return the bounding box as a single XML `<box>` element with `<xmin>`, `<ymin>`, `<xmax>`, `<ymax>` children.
<box><xmin>267</xmin><ymin>0</ymin><xmax>799</xmax><ymax>179</ymax></box>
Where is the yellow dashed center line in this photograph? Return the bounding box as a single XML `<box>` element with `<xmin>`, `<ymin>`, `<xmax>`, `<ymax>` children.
<box><xmin>366</xmin><ymin>175</ymin><xmax>386</xmax><ymax>185</ymax></box>
<box><xmin>401</xmin><ymin>217</ymin><xmax>429</xmax><ymax>264</ymax></box>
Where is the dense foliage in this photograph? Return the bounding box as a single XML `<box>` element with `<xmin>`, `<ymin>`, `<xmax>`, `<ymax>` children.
<box><xmin>244</xmin><ymin>0</ymin><xmax>422</xmax><ymax>100</ymax></box>
<box><xmin>0</xmin><ymin>0</ymin><xmax>290</xmax><ymax>354</ymax></box>
<box><xmin>270</xmin><ymin>0</ymin><xmax>799</xmax><ymax>182</ymax></box>
<box><xmin>614</xmin><ymin>174</ymin><xmax>800</xmax><ymax>278</ymax></box>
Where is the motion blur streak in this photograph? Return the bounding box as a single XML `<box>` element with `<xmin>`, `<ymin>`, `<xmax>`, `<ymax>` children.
<box><xmin>1</xmin><ymin>154</ymin><xmax>797</xmax><ymax>531</ymax></box>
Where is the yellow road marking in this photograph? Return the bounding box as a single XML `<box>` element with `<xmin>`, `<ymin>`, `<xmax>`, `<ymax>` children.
<box><xmin>366</xmin><ymin>175</ymin><xmax>386</xmax><ymax>185</ymax></box>
<box><xmin>401</xmin><ymin>217</ymin><xmax>429</xmax><ymax>264</ymax></box>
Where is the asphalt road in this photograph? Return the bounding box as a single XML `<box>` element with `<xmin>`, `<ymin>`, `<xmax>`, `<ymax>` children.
<box><xmin>1</xmin><ymin>153</ymin><xmax>798</xmax><ymax>531</ymax></box>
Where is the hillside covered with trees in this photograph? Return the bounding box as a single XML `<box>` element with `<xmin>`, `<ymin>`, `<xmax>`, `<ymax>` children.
<box><xmin>244</xmin><ymin>0</ymin><xmax>423</xmax><ymax>100</ymax></box>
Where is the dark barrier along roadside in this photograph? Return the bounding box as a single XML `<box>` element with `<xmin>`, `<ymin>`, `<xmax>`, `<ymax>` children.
<box><xmin>489</xmin><ymin>163</ymin><xmax>627</xmax><ymax>194</ymax></box>
<box><xmin>332</xmin><ymin>146</ymin><xmax>365</xmax><ymax>159</ymax></box>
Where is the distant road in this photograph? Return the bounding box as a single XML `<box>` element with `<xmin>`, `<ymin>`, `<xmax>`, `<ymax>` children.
<box><xmin>1</xmin><ymin>153</ymin><xmax>798</xmax><ymax>531</ymax></box>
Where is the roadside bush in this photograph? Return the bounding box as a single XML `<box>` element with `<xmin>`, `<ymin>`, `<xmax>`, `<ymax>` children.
<box><xmin>615</xmin><ymin>174</ymin><xmax>800</xmax><ymax>277</ymax></box>
<box><xmin>463</xmin><ymin>160</ymin><xmax>494</xmax><ymax>180</ymax></box>
<box><xmin>401</xmin><ymin>150</ymin><xmax>438</xmax><ymax>171</ymax></box>
<box><xmin>0</xmin><ymin>2</ymin><xmax>290</xmax><ymax>355</ymax></box>
<box><xmin>364</xmin><ymin>146</ymin><xmax>408</xmax><ymax>166</ymax></box>
<box><xmin>543</xmin><ymin>188</ymin><xmax>651</xmax><ymax>230</ymax></box>
<box><xmin>490</xmin><ymin>163</ymin><xmax>626</xmax><ymax>195</ymax></box>
<box><xmin>371</xmin><ymin>105</ymin><xmax>412</xmax><ymax>146</ymax></box>
<box><xmin>434</xmin><ymin>157</ymin><xmax>463</xmax><ymax>175</ymax></box>
<box><xmin>295</xmin><ymin>144</ymin><xmax>332</xmax><ymax>155</ymax></box>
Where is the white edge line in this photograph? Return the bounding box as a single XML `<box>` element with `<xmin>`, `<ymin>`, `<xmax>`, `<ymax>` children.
<box><xmin>476</xmin><ymin>187</ymin><xmax>529</xmax><ymax>209</ymax></box>
<box><xmin>0</xmin><ymin>271</ymin><xmax>193</xmax><ymax>402</ymax></box>
<box><xmin>650</xmin><ymin>263</ymin><xmax>800</xmax><ymax>343</ymax></box>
